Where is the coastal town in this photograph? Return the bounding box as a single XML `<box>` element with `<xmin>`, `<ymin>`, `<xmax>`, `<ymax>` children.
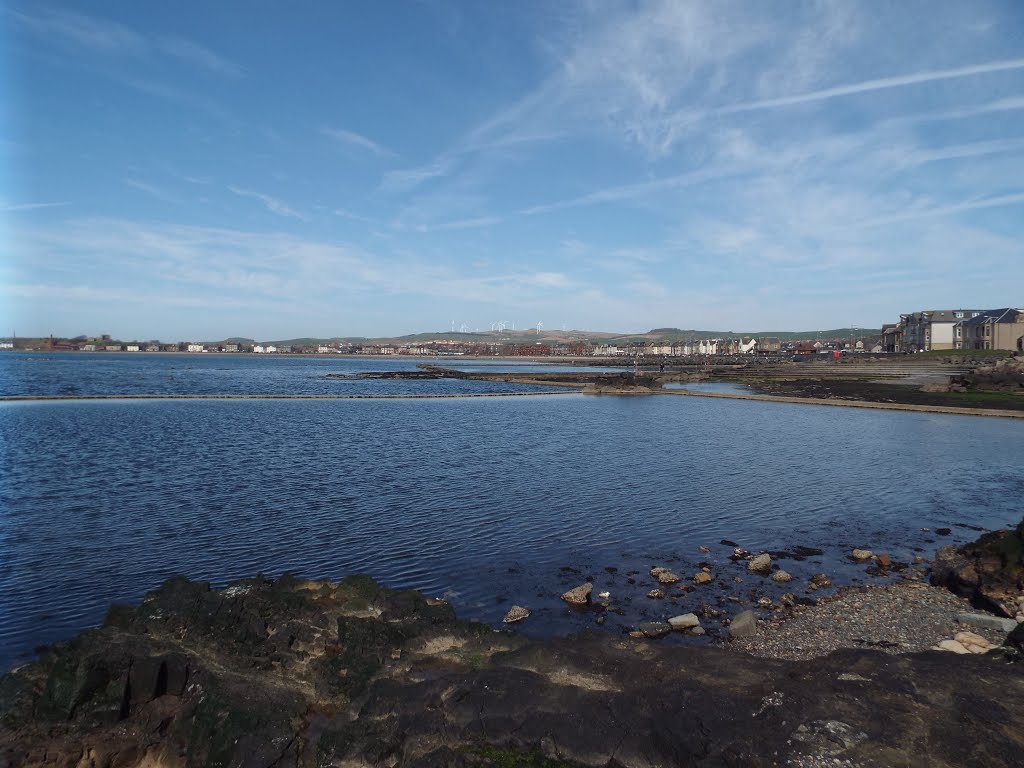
<box><xmin>5</xmin><ymin>305</ymin><xmax>1024</xmax><ymax>356</ymax></box>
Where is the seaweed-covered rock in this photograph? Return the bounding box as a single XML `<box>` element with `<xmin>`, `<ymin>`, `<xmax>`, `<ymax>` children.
<box><xmin>3</xmin><ymin>574</ymin><xmax>1024</xmax><ymax>767</ymax></box>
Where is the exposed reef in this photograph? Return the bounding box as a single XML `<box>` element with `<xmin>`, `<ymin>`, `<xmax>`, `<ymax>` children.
<box><xmin>3</xmin><ymin>567</ymin><xmax>1023</xmax><ymax>767</ymax></box>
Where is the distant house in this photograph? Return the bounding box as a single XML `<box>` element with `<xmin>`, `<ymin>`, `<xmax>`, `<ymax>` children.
<box><xmin>125</xmin><ymin>344</ymin><xmax>140</xmax><ymax>352</ymax></box>
<box><xmin>758</xmin><ymin>337</ymin><xmax>781</xmax><ymax>354</ymax></box>
<box><xmin>105</xmin><ymin>345</ymin><xmax>122</xmax><ymax>352</ymax></box>
<box><xmin>144</xmin><ymin>344</ymin><xmax>160</xmax><ymax>352</ymax></box>
<box><xmin>955</xmin><ymin>308</ymin><xmax>1024</xmax><ymax>351</ymax></box>
<box><xmin>186</xmin><ymin>343</ymin><xmax>204</xmax><ymax>353</ymax></box>
<box><xmin>223</xmin><ymin>344</ymin><xmax>240</xmax><ymax>353</ymax></box>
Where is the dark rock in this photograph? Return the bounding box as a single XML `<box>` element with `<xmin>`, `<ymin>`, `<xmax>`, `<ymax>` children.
<box><xmin>639</xmin><ymin>622</ymin><xmax>671</xmax><ymax>638</ymax></box>
<box><xmin>3</xmin><ymin>575</ymin><xmax>1024</xmax><ymax>767</ymax></box>
<box><xmin>720</xmin><ymin>539</ymin><xmax>739</xmax><ymax>547</ymax></box>
<box><xmin>931</xmin><ymin>518</ymin><xmax>1024</xmax><ymax>617</ymax></box>
<box><xmin>936</xmin><ymin>528</ymin><xmax>952</xmax><ymax>536</ymax></box>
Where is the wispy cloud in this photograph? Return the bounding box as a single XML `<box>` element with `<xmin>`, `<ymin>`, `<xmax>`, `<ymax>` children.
<box><xmin>380</xmin><ymin>160</ymin><xmax>454</xmax><ymax>192</ymax></box>
<box><xmin>11</xmin><ymin>6</ymin><xmax>145</xmax><ymax>54</ymax></box>
<box><xmin>716</xmin><ymin>58</ymin><xmax>1024</xmax><ymax>116</ymax></box>
<box><xmin>227</xmin><ymin>186</ymin><xmax>307</xmax><ymax>220</ymax></box>
<box><xmin>12</xmin><ymin>6</ymin><xmax>242</xmax><ymax>76</ymax></box>
<box><xmin>321</xmin><ymin>127</ymin><xmax>395</xmax><ymax>157</ymax></box>
<box><xmin>158</xmin><ymin>36</ymin><xmax>244</xmax><ymax>77</ymax></box>
<box><xmin>123</xmin><ymin>178</ymin><xmax>181</xmax><ymax>204</ymax></box>
<box><xmin>415</xmin><ymin>215</ymin><xmax>500</xmax><ymax>232</ymax></box>
<box><xmin>1</xmin><ymin>201</ymin><xmax>69</xmax><ymax>212</ymax></box>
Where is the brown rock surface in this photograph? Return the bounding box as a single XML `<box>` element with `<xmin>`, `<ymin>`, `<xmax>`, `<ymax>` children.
<box><xmin>931</xmin><ymin>519</ymin><xmax>1024</xmax><ymax>617</ymax></box>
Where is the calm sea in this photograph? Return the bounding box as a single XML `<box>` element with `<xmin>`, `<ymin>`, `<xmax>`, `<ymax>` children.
<box><xmin>1</xmin><ymin>353</ymin><xmax>1021</xmax><ymax>669</ymax></box>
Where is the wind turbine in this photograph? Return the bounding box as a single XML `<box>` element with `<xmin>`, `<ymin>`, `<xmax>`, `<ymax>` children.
<box><xmin>536</xmin><ymin>321</ymin><xmax>544</xmax><ymax>335</ymax></box>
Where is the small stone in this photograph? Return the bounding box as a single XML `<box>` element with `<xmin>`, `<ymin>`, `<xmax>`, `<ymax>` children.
<box><xmin>502</xmin><ymin>606</ymin><xmax>531</xmax><ymax>623</ymax></box>
<box><xmin>690</xmin><ymin>626</ymin><xmax>706</xmax><ymax>636</ymax></box>
<box><xmin>647</xmin><ymin>589</ymin><xmax>664</xmax><ymax>599</ymax></box>
<box><xmin>698</xmin><ymin>545</ymin><xmax>710</xmax><ymax>553</ymax></box>
<box><xmin>628</xmin><ymin>630</ymin><xmax>644</xmax><ymax>638</ymax></box>
<box><xmin>771</xmin><ymin>570</ymin><xmax>792</xmax><ymax>583</ymax></box>
<box><xmin>650</xmin><ymin>567</ymin><xmax>679</xmax><ymax>585</ymax></box>
<box><xmin>748</xmin><ymin>553</ymin><xmax>772</xmax><ymax>575</ymax></box>
<box><xmin>729</xmin><ymin>610</ymin><xmax>757</xmax><ymax>638</ymax></box>
<box><xmin>733</xmin><ymin>576</ymin><xmax>743</xmax><ymax>583</ymax></box>
<box><xmin>780</xmin><ymin>593</ymin><xmax>796</xmax><ymax>607</ymax></box>
<box><xmin>757</xmin><ymin>597</ymin><xmax>773</xmax><ymax>609</ymax></box>
<box><xmin>668</xmin><ymin>613</ymin><xmax>701</xmax><ymax>630</ymax></box>
<box><xmin>936</xmin><ymin>527</ymin><xmax>951</xmax><ymax>536</ymax></box>
<box><xmin>809</xmin><ymin>573</ymin><xmax>832</xmax><ymax>587</ymax></box>
<box><xmin>851</xmin><ymin>549</ymin><xmax>873</xmax><ymax>561</ymax></box>
<box><xmin>595</xmin><ymin>615</ymin><xmax>605</xmax><ymax>625</ymax></box>
<box><xmin>693</xmin><ymin>572</ymin><xmax>713</xmax><ymax>585</ymax></box>
<box><xmin>913</xmin><ymin>555</ymin><xmax>924</xmax><ymax>564</ymax></box>
<box><xmin>561</xmin><ymin>583</ymin><xmax>592</xmax><ymax>605</ymax></box>
<box><xmin>874</xmin><ymin>553</ymin><xmax>891</xmax><ymax>568</ymax></box>
<box><xmin>639</xmin><ymin>622</ymin><xmax>671</xmax><ymax>638</ymax></box>
<box><xmin>937</xmin><ymin>639</ymin><xmax>970</xmax><ymax>654</ymax></box>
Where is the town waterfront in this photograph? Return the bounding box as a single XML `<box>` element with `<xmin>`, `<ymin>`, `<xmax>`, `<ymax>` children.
<box><xmin>1</xmin><ymin>353</ymin><xmax>1021</xmax><ymax>670</ymax></box>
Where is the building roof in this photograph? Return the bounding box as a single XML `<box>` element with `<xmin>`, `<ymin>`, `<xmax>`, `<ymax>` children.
<box><xmin>958</xmin><ymin>308</ymin><xmax>1022</xmax><ymax>326</ymax></box>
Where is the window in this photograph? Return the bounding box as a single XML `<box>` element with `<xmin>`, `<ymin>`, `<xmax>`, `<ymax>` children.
<box><xmin>955</xmin><ymin>311</ymin><xmax>964</xmax><ymax>318</ymax></box>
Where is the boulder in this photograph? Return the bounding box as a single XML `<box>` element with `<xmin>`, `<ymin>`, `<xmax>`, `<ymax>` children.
<box><xmin>852</xmin><ymin>549</ymin><xmax>873</xmax><ymax>561</ymax></box>
<box><xmin>875</xmin><ymin>553</ymin><xmax>892</xmax><ymax>568</ymax></box>
<box><xmin>561</xmin><ymin>583</ymin><xmax>592</xmax><ymax>606</ymax></box>
<box><xmin>694</xmin><ymin>572</ymin><xmax>713</xmax><ymax>585</ymax></box>
<box><xmin>729</xmin><ymin>610</ymin><xmax>757</xmax><ymax>638</ymax></box>
<box><xmin>748</xmin><ymin>553</ymin><xmax>772</xmax><ymax>575</ymax></box>
<box><xmin>931</xmin><ymin>518</ymin><xmax>1024</xmax><ymax>618</ymax></box>
<box><xmin>503</xmin><ymin>606</ymin><xmax>531</xmax><ymax>624</ymax></box>
<box><xmin>937</xmin><ymin>639</ymin><xmax>970</xmax><ymax>654</ymax></box>
<box><xmin>771</xmin><ymin>570</ymin><xmax>793</xmax><ymax>584</ymax></box>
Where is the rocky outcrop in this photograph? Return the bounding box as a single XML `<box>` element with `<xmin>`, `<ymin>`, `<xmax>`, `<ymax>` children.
<box><xmin>3</xmin><ymin>574</ymin><xmax>1024</xmax><ymax>767</ymax></box>
<box><xmin>931</xmin><ymin>519</ymin><xmax>1024</xmax><ymax>619</ymax></box>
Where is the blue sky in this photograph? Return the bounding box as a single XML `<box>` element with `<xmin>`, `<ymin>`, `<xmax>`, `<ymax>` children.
<box><xmin>2</xmin><ymin>1</ymin><xmax>1024</xmax><ymax>340</ymax></box>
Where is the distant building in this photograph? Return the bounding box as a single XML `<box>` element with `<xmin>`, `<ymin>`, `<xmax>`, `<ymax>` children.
<box><xmin>954</xmin><ymin>308</ymin><xmax>1024</xmax><ymax>351</ymax></box>
<box><xmin>125</xmin><ymin>344</ymin><xmax>140</xmax><ymax>352</ymax></box>
<box><xmin>900</xmin><ymin>309</ymin><xmax>985</xmax><ymax>352</ymax></box>
<box><xmin>223</xmin><ymin>344</ymin><xmax>240</xmax><ymax>353</ymax></box>
<box><xmin>186</xmin><ymin>343</ymin><xmax>204</xmax><ymax>353</ymax></box>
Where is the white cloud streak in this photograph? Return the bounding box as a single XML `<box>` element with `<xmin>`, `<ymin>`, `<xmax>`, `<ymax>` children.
<box><xmin>321</xmin><ymin>127</ymin><xmax>395</xmax><ymax>157</ymax></box>
<box><xmin>1</xmin><ymin>201</ymin><xmax>69</xmax><ymax>212</ymax></box>
<box><xmin>227</xmin><ymin>186</ymin><xmax>307</xmax><ymax>220</ymax></box>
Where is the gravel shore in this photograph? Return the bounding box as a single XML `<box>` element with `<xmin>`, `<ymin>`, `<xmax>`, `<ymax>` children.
<box><xmin>730</xmin><ymin>578</ymin><xmax>1011</xmax><ymax>660</ymax></box>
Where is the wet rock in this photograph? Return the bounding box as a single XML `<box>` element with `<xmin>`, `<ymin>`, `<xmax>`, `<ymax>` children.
<box><xmin>668</xmin><ymin>613</ymin><xmax>700</xmax><ymax>630</ymax></box>
<box><xmin>698</xmin><ymin>545</ymin><xmax>711</xmax><ymax>553</ymax></box>
<box><xmin>748</xmin><ymin>553</ymin><xmax>772</xmax><ymax>575</ymax></box>
<box><xmin>780</xmin><ymin>593</ymin><xmax>797</xmax><ymax>607</ymax></box>
<box><xmin>650</xmin><ymin>567</ymin><xmax>679</xmax><ymax>585</ymax></box>
<box><xmin>647</xmin><ymin>589</ymin><xmax>665</xmax><ymax>599</ymax></box>
<box><xmin>757</xmin><ymin>597</ymin><xmax>773</xmax><ymax>609</ymax></box>
<box><xmin>690</xmin><ymin>626</ymin><xmax>706</xmax><ymax>636</ymax></box>
<box><xmin>720</xmin><ymin>539</ymin><xmax>739</xmax><ymax>547</ymax></box>
<box><xmin>931</xmin><ymin>518</ymin><xmax>1024</xmax><ymax>618</ymax></box>
<box><xmin>639</xmin><ymin>622</ymin><xmax>671</xmax><ymax>639</ymax></box>
<box><xmin>875</xmin><ymin>553</ymin><xmax>892</xmax><ymax>568</ymax></box>
<box><xmin>771</xmin><ymin>570</ymin><xmax>793</xmax><ymax>584</ymax></box>
<box><xmin>729</xmin><ymin>610</ymin><xmax>757</xmax><ymax>638</ymax></box>
<box><xmin>693</xmin><ymin>572</ymin><xmax>713</xmax><ymax>585</ymax></box>
<box><xmin>810</xmin><ymin>573</ymin><xmax>832</xmax><ymax>588</ymax></box>
<box><xmin>852</xmin><ymin>549</ymin><xmax>873</xmax><ymax>561</ymax></box>
<box><xmin>561</xmin><ymin>583</ymin><xmax>592</xmax><ymax>606</ymax></box>
<box><xmin>936</xmin><ymin>528</ymin><xmax>952</xmax><ymax>536</ymax></box>
<box><xmin>503</xmin><ymin>606</ymin><xmax>531</xmax><ymax>624</ymax></box>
